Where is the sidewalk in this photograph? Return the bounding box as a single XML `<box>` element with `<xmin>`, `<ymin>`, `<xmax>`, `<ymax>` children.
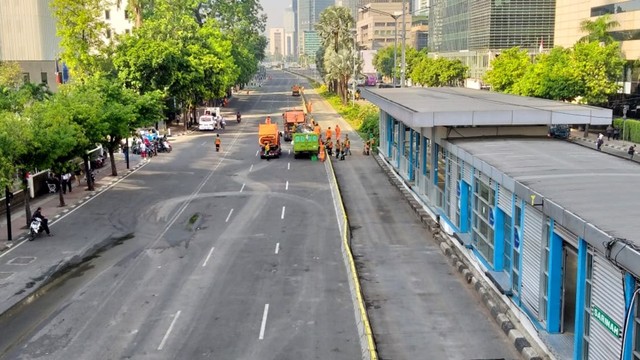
<box><xmin>0</xmin><ymin>153</ymin><xmax>146</xmax><ymax>251</ymax></box>
<box><xmin>569</xmin><ymin>128</ymin><xmax>640</xmax><ymax>162</ymax></box>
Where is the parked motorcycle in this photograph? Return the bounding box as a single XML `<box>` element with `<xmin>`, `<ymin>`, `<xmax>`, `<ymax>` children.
<box><xmin>29</xmin><ymin>218</ymin><xmax>45</xmax><ymax>240</ymax></box>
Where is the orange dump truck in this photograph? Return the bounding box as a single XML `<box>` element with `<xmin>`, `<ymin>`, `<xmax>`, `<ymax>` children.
<box><xmin>258</xmin><ymin>123</ymin><xmax>282</xmax><ymax>159</ymax></box>
<box><xmin>282</xmin><ymin>109</ymin><xmax>306</xmax><ymax>141</ymax></box>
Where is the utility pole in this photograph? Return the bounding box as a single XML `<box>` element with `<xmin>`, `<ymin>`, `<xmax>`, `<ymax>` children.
<box><xmin>5</xmin><ymin>186</ymin><xmax>13</xmax><ymax>241</ymax></box>
<box><xmin>400</xmin><ymin>0</ymin><xmax>407</xmax><ymax>87</ymax></box>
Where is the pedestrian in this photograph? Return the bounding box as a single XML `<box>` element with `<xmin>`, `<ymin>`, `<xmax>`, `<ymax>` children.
<box><xmin>215</xmin><ymin>134</ymin><xmax>221</xmax><ymax>152</ymax></box>
<box><xmin>74</xmin><ymin>167</ymin><xmax>82</xmax><ymax>186</ymax></box>
<box><xmin>628</xmin><ymin>144</ymin><xmax>636</xmax><ymax>159</ymax></box>
<box><xmin>140</xmin><ymin>142</ymin><xmax>147</xmax><ymax>159</ymax></box>
<box><xmin>344</xmin><ymin>134</ymin><xmax>351</xmax><ymax>155</ymax></box>
<box><xmin>61</xmin><ymin>172</ymin><xmax>72</xmax><ymax>194</ymax></box>
<box><xmin>335</xmin><ymin>124</ymin><xmax>341</xmax><ymax>141</ymax></box>
<box><xmin>596</xmin><ymin>137</ymin><xmax>604</xmax><ymax>151</ymax></box>
<box><xmin>326</xmin><ymin>127</ymin><xmax>332</xmax><ymax>141</ymax></box>
<box><xmin>614</xmin><ymin>127</ymin><xmax>621</xmax><ymax>140</ymax></box>
<box><xmin>363</xmin><ymin>141</ymin><xmax>370</xmax><ymax>155</ymax></box>
<box><xmin>606</xmin><ymin>124</ymin><xmax>614</xmax><ymax>140</ymax></box>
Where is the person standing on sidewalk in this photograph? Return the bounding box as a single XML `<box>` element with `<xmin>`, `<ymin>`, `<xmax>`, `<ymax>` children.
<box><xmin>606</xmin><ymin>125</ymin><xmax>614</xmax><ymax>140</ymax></box>
<box><xmin>628</xmin><ymin>145</ymin><xmax>636</xmax><ymax>159</ymax></box>
<box><xmin>335</xmin><ymin>124</ymin><xmax>341</xmax><ymax>142</ymax></box>
<box><xmin>61</xmin><ymin>172</ymin><xmax>72</xmax><ymax>194</ymax></box>
<box><xmin>596</xmin><ymin>134</ymin><xmax>604</xmax><ymax>151</ymax></box>
<box><xmin>344</xmin><ymin>135</ymin><xmax>351</xmax><ymax>156</ymax></box>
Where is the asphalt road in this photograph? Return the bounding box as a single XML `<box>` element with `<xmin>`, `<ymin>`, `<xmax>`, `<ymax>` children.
<box><xmin>0</xmin><ymin>71</ymin><xmax>360</xmax><ymax>359</ymax></box>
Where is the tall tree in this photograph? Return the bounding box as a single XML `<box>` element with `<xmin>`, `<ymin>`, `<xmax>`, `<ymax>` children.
<box><xmin>571</xmin><ymin>41</ymin><xmax>625</xmax><ymax>104</ymax></box>
<box><xmin>483</xmin><ymin>47</ymin><xmax>532</xmax><ymax>93</ymax></box>
<box><xmin>51</xmin><ymin>0</ymin><xmax>112</xmax><ymax>80</ymax></box>
<box><xmin>315</xmin><ymin>6</ymin><xmax>355</xmax><ymax>102</ymax></box>
<box><xmin>410</xmin><ymin>57</ymin><xmax>467</xmax><ymax>87</ymax></box>
<box><xmin>579</xmin><ymin>14</ymin><xmax>620</xmax><ymax>44</ymax></box>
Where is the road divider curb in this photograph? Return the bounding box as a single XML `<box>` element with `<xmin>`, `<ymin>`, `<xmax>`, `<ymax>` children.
<box><xmin>371</xmin><ymin>152</ymin><xmax>545</xmax><ymax>360</ymax></box>
<box><xmin>324</xmin><ymin>153</ymin><xmax>378</xmax><ymax>360</ymax></box>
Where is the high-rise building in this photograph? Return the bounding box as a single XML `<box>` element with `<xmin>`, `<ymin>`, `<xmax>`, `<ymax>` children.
<box><xmin>0</xmin><ymin>0</ymin><xmax>133</xmax><ymax>90</ymax></box>
<box><xmin>428</xmin><ymin>0</ymin><xmax>555</xmax><ymax>85</ymax></box>
<box><xmin>303</xmin><ymin>30</ymin><xmax>322</xmax><ymax>57</ymax></box>
<box><xmin>297</xmin><ymin>0</ymin><xmax>334</xmax><ymax>55</ymax></box>
<box><xmin>0</xmin><ymin>0</ymin><xmax>61</xmax><ymax>90</ymax></box>
<box><xmin>269</xmin><ymin>28</ymin><xmax>286</xmax><ymax>61</ymax></box>
<box><xmin>555</xmin><ymin>1</ymin><xmax>640</xmax><ymax>94</ymax></box>
<box><xmin>284</xmin><ymin>6</ymin><xmax>296</xmax><ymax>59</ymax></box>
<box><xmin>356</xmin><ymin>1</ymin><xmax>410</xmax><ymax>50</ymax></box>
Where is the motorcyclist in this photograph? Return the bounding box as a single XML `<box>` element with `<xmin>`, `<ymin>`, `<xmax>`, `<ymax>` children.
<box><xmin>236</xmin><ymin>111</ymin><xmax>241</xmax><ymax>123</ymax></box>
<box><xmin>32</xmin><ymin>207</ymin><xmax>51</xmax><ymax>237</ymax></box>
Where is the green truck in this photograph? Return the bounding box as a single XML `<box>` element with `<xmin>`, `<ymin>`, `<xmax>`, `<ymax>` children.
<box><xmin>292</xmin><ymin>124</ymin><xmax>319</xmax><ymax>159</ymax></box>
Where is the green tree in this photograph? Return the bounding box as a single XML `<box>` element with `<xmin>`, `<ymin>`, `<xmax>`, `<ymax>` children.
<box><xmin>0</xmin><ymin>112</ymin><xmax>31</xmax><ymax>192</ymax></box>
<box><xmin>373</xmin><ymin>46</ymin><xmax>398</xmax><ymax>80</ymax></box>
<box><xmin>323</xmin><ymin>47</ymin><xmax>362</xmax><ymax>103</ymax></box>
<box><xmin>51</xmin><ymin>0</ymin><xmax>112</xmax><ymax>80</ymax></box>
<box><xmin>483</xmin><ymin>47</ymin><xmax>531</xmax><ymax>93</ymax></box>
<box><xmin>579</xmin><ymin>14</ymin><xmax>620</xmax><ymax>44</ymax></box>
<box><xmin>411</xmin><ymin>57</ymin><xmax>467</xmax><ymax>87</ymax></box>
<box><xmin>0</xmin><ymin>61</ymin><xmax>22</xmax><ymax>88</ymax></box>
<box><xmin>514</xmin><ymin>47</ymin><xmax>581</xmax><ymax>101</ymax></box>
<box><xmin>315</xmin><ymin>6</ymin><xmax>354</xmax><ymax>96</ymax></box>
<box><xmin>571</xmin><ymin>41</ymin><xmax>625</xmax><ymax>104</ymax></box>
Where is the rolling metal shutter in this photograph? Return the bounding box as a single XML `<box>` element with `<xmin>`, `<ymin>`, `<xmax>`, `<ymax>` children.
<box><xmin>521</xmin><ymin>205</ymin><xmax>544</xmax><ymax>317</ymax></box>
<box><xmin>553</xmin><ymin>223</ymin><xmax>578</xmax><ymax>248</ymax></box>
<box><xmin>462</xmin><ymin>161</ymin><xmax>473</xmax><ymax>184</ymax></box>
<box><xmin>497</xmin><ymin>186</ymin><xmax>513</xmax><ymax>217</ymax></box>
<box><xmin>588</xmin><ymin>257</ymin><xmax>624</xmax><ymax>360</ymax></box>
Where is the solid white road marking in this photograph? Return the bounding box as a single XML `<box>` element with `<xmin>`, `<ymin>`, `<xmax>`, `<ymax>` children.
<box><xmin>287</xmin><ymin>162</ymin><xmax>290</xmax><ymax>170</ymax></box>
<box><xmin>275</xmin><ymin>243</ymin><xmax>280</xmax><ymax>254</ymax></box>
<box><xmin>158</xmin><ymin>310</ymin><xmax>182</xmax><ymax>350</ymax></box>
<box><xmin>201</xmin><ymin>141</ymin><xmax>207</xmax><ymax>146</ymax></box>
<box><xmin>202</xmin><ymin>247</ymin><xmax>215</xmax><ymax>267</ymax></box>
<box><xmin>259</xmin><ymin>304</ymin><xmax>270</xmax><ymax>340</ymax></box>
<box><xmin>250</xmin><ymin>164</ymin><xmax>254</xmax><ymax>172</ymax></box>
<box><xmin>285</xmin><ymin>181</ymin><xmax>289</xmax><ymax>190</ymax></box>
<box><xmin>256</xmin><ymin>150</ymin><xmax>259</xmax><ymax>156</ymax></box>
<box><xmin>225</xmin><ymin>208</ymin><xmax>234</xmax><ymax>223</ymax></box>
<box><xmin>288</xmin><ymin>149</ymin><xmax>291</xmax><ymax>155</ymax></box>
<box><xmin>281</xmin><ymin>206</ymin><xmax>286</xmax><ymax>219</ymax></box>
<box><xmin>240</xmin><ymin>183</ymin><xmax>245</xmax><ymax>193</ymax></box>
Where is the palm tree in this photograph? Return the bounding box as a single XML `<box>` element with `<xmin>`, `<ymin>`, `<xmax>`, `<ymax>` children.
<box><xmin>314</xmin><ymin>6</ymin><xmax>354</xmax><ymax>102</ymax></box>
<box><xmin>579</xmin><ymin>13</ymin><xmax>620</xmax><ymax>44</ymax></box>
<box><xmin>324</xmin><ymin>47</ymin><xmax>361</xmax><ymax>104</ymax></box>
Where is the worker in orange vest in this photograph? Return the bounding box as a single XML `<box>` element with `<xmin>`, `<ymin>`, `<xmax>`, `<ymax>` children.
<box><xmin>326</xmin><ymin>127</ymin><xmax>332</xmax><ymax>140</ymax></box>
<box><xmin>314</xmin><ymin>123</ymin><xmax>321</xmax><ymax>136</ymax></box>
<box><xmin>319</xmin><ymin>142</ymin><xmax>326</xmax><ymax>162</ymax></box>
<box><xmin>265</xmin><ymin>116</ymin><xmax>272</xmax><ymax>124</ymax></box>
<box><xmin>215</xmin><ymin>134</ymin><xmax>221</xmax><ymax>152</ymax></box>
<box><xmin>335</xmin><ymin>124</ymin><xmax>341</xmax><ymax>141</ymax></box>
<box><xmin>326</xmin><ymin>139</ymin><xmax>333</xmax><ymax>156</ymax></box>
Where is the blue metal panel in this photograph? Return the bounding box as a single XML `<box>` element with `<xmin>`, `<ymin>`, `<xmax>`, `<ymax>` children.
<box><xmin>460</xmin><ymin>181</ymin><xmax>470</xmax><ymax>233</ymax></box>
<box><xmin>387</xmin><ymin>115</ymin><xmax>393</xmax><ymax>157</ymax></box>
<box><xmin>433</xmin><ymin>143</ymin><xmax>439</xmax><ymax>185</ymax></box>
<box><xmin>573</xmin><ymin>238</ymin><xmax>588</xmax><ymax>360</ymax></box>
<box><xmin>514</xmin><ymin>197</ymin><xmax>524</xmax><ymax>305</ymax></box>
<box><xmin>408</xmin><ymin>129</ymin><xmax>414</xmax><ymax>180</ymax></box>
<box><xmin>422</xmin><ymin>135</ymin><xmax>427</xmax><ymax>176</ymax></box>
<box><xmin>623</xmin><ymin>273</ymin><xmax>636</xmax><ymax>360</ymax></box>
<box><xmin>494</xmin><ymin>208</ymin><xmax>505</xmax><ymax>271</ymax></box>
<box><xmin>546</xmin><ymin>226</ymin><xmax>563</xmax><ymax>333</ymax></box>
<box><xmin>397</xmin><ymin>122</ymin><xmax>404</xmax><ymax>167</ymax></box>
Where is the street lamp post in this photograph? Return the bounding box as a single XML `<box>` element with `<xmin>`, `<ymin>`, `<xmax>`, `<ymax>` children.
<box><xmin>361</xmin><ymin>5</ymin><xmax>400</xmax><ymax>86</ymax></box>
<box><xmin>401</xmin><ymin>0</ymin><xmax>406</xmax><ymax>87</ymax></box>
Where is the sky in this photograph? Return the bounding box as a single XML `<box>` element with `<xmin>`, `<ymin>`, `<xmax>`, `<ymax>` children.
<box><xmin>260</xmin><ymin>0</ymin><xmax>285</xmax><ymax>31</ymax></box>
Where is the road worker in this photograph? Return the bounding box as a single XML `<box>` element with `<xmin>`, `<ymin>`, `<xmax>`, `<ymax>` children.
<box><xmin>215</xmin><ymin>134</ymin><xmax>221</xmax><ymax>152</ymax></box>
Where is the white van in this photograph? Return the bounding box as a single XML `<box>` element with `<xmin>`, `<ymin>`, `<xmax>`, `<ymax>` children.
<box><xmin>204</xmin><ymin>107</ymin><xmax>221</xmax><ymax>117</ymax></box>
<box><xmin>198</xmin><ymin>115</ymin><xmax>216</xmax><ymax>131</ymax></box>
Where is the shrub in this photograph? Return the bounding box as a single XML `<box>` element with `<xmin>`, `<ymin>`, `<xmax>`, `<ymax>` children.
<box><xmin>612</xmin><ymin>118</ymin><xmax>640</xmax><ymax>143</ymax></box>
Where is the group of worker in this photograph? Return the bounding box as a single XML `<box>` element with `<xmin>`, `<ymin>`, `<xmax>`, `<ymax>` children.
<box><xmin>314</xmin><ymin>122</ymin><xmax>352</xmax><ymax>162</ymax></box>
